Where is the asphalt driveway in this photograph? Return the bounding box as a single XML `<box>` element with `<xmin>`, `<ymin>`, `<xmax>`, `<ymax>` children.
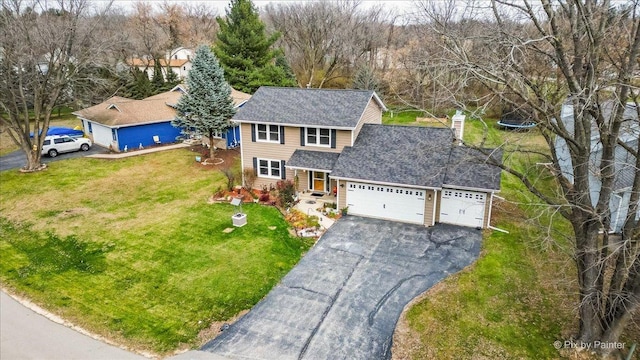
<box><xmin>0</xmin><ymin>147</ymin><xmax>106</xmax><ymax>171</ymax></box>
<box><xmin>196</xmin><ymin>216</ymin><xmax>482</xmax><ymax>360</ymax></box>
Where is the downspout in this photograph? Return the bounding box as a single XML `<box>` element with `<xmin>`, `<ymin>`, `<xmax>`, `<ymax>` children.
<box><xmin>431</xmin><ymin>189</ymin><xmax>438</xmax><ymax>226</ymax></box>
<box><xmin>487</xmin><ymin>192</ymin><xmax>494</xmax><ymax>228</ymax></box>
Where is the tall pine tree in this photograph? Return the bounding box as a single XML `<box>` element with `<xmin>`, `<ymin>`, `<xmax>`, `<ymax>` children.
<box><xmin>172</xmin><ymin>46</ymin><xmax>236</xmax><ymax>159</ymax></box>
<box><xmin>214</xmin><ymin>0</ymin><xmax>295</xmax><ymax>93</ymax></box>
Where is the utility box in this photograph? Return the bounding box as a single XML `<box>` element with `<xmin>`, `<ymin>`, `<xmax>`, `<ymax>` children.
<box><xmin>232</xmin><ymin>213</ymin><xmax>247</xmax><ymax>227</ymax></box>
<box><xmin>230</xmin><ymin>197</ymin><xmax>246</xmax><ymax>227</ymax></box>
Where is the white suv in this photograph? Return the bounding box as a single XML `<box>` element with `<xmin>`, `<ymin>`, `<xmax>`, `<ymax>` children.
<box><xmin>41</xmin><ymin>135</ymin><xmax>92</xmax><ymax>157</ymax></box>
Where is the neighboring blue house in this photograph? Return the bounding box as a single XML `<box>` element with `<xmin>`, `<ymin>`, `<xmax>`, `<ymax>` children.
<box><xmin>73</xmin><ymin>85</ymin><xmax>250</xmax><ymax>152</ymax></box>
<box><xmin>555</xmin><ymin>101</ymin><xmax>639</xmax><ymax>233</ymax></box>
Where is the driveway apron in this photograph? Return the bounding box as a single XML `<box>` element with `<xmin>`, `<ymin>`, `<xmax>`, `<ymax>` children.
<box><xmin>201</xmin><ymin>216</ymin><xmax>482</xmax><ymax>360</ymax></box>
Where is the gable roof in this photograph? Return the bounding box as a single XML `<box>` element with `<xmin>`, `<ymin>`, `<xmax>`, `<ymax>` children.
<box><xmin>74</xmin><ymin>86</ymin><xmax>250</xmax><ymax>127</ymax></box>
<box><xmin>330</xmin><ymin>124</ymin><xmax>502</xmax><ymax>191</ymax></box>
<box><xmin>330</xmin><ymin>125</ymin><xmax>453</xmax><ymax>188</ymax></box>
<box><xmin>232</xmin><ymin>87</ymin><xmax>386</xmax><ymax>128</ymax></box>
<box><xmin>286</xmin><ymin>150</ymin><xmax>341</xmax><ymax>172</ymax></box>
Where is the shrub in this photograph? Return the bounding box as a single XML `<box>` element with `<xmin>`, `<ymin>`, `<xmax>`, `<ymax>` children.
<box><xmin>243</xmin><ymin>168</ymin><xmax>256</xmax><ymax>190</ymax></box>
<box><xmin>259</xmin><ymin>193</ymin><xmax>270</xmax><ymax>202</ymax></box>
<box><xmin>276</xmin><ymin>180</ymin><xmax>296</xmax><ymax>209</ymax></box>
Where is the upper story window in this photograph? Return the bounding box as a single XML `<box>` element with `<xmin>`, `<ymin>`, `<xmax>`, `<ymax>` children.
<box><xmin>306</xmin><ymin>127</ymin><xmax>331</xmax><ymax>146</ymax></box>
<box><xmin>257</xmin><ymin>124</ymin><xmax>281</xmax><ymax>143</ymax></box>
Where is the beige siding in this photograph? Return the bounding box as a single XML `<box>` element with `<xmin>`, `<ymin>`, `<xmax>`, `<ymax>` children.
<box><xmin>337</xmin><ymin>180</ymin><xmax>347</xmax><ymax>209</ymax></box>
<box><xmin>423</xmin><ymin>189</ymin><xmax>436</xmax><ymax>226</ymax></box>
<box><xmin>294</xmin><ymin>169</ymin><xmax>309</xmax><ymax>192</ymax></box>
<box><xmin>241</xmin><ymin>123</ymin><xmax>351</xmax><ymax>190</ymax></box>
<box><xmin>435</xmin><ymin>190</ymin><xmax>442</xmax><ymax>224</ymax></box>
<box><xmin>353</xmin><ymin>99</ymin><xmax>383</xmax><ymax>140</ymax></box>
<box><xmin>484</xmin><ymin>193</ymin><xmax>492</xmax><ymax>228</ymax></box>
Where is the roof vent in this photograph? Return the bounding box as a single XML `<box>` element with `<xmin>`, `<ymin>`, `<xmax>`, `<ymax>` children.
<box><xmin>107</xmin><ymin>104</ymin><xmax>121</xmax><ymax>112</ymax></box>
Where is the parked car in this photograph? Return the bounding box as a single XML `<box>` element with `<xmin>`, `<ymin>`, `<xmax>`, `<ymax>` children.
<box><xmin>41</xmin><ymin>135</ymin><xmax>92</xmax><ymax>157</ymax></box>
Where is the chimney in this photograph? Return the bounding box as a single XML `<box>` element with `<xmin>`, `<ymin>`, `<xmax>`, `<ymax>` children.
<box><xmin>451</xmin><ymin>110</ymin><xmax>465</xmax><ymax>145</ymax></box>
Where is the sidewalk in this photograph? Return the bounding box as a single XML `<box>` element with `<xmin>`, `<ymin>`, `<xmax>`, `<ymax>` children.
<box><xmin>86</xmin><ymin>143</ymin><xmax>191</xmax><ymax>159</ymax></box>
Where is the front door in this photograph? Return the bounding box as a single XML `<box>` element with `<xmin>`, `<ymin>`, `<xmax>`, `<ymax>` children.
<box><xmin>312</xmin><ymin>171</ymin><xmax>326</xmax><ymax>192</ymax></box>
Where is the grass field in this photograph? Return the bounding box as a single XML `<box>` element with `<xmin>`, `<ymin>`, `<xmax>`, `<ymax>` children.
<box><xmin>0</xmin><ymin>149</ymin><xmax>312</xmax><ymax>355</ymax></box>
<box><xmin>389</xmin><ymin>112</ymin><xmax>639</xmax><ymax>359</ymax></box>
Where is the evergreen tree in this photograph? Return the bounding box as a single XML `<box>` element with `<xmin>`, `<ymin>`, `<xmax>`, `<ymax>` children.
<box><xmin>352</xmin><ymin>66</ymin><xmax>381</xmax><ymax>94</ymax></box>
<box><xmin>124</xmin><ymin>67</ymin><xmax>153</xmax><ymax>99</ymax></box>
<box><xmin>151</xmin><ymin>59</ymin><xmax>165</xmax><ymax>92</ymax></box>
<box><xmin>214</xmin><ymin>0</ymin><xmax>281</xmax><ymax>93</ymax></box>
<box><xmin>164</xmin><ymin>65</ymin><xmax>180</xmax><ymax>90</ymax></box>
<box><xmin>172</xmin><ymin>46</ymin><xmax>236</xmax><ymax>159</ymax></box>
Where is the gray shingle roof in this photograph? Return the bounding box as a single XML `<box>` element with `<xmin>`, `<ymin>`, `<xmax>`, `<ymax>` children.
<box><xmin>232</xmin><ymin>87</ymin><xmax>380</xmax><ymax>128</ymax></box>
<box><xmin>330</xmin><ymin>124</ymin><xmax>502</xmax><ymax>191</ymax></box>
<box><xmin>286</xmin><ymin>150</ymin><xmax>341</xmax><ymax>172</ymax></box>
<box><xmin>444</xmin><ymin>147</ymin><xmax>503</xmax><ymax>191</ymax></box>
<box><xmin>330</xmin><ymin>125</ymin><xmax>454</xmax><ymax>188</ymax></box>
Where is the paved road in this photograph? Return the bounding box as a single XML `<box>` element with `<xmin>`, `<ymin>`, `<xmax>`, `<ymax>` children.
<box><xmin>0</xmin><ymin>291</ymin><xmax>144</xmax><ymax>360</ymax></box>
<box><xmin>0</xmin><ymin>146</ymin><xmax>106</xmax><ymax>172</ymax></box>
<box><xmin>199</xmin><ymin>216</ymin><xmax>482</xmax><ymax>360</ymax></box>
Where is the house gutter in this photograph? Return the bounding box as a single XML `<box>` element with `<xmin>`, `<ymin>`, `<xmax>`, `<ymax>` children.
<box><xmin>233</xmin><ymin>119</ymin><xmax>355</xmax><ymax>131</ymax></box>
<box><xmin>329</xmin><ymin>176</ymin><xmax>439</xmax><ymax>191</ymax></box>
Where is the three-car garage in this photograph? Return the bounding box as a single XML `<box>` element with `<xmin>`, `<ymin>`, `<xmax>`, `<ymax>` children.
<box><xmin>343</xmin><ymin>182</ymin><xmax>490</xmax><ymax>228</ymax></box>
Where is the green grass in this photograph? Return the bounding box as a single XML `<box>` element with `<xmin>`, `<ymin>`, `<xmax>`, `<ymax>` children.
<box><xmin>383</xmin><ymin>109</ymin><xmax>431</xmax><ymax>125</ymax></box>
<box><xmin>0</xmin><ymin>149</ymin><xmax>312</xmax><ymax>354</ymax></box>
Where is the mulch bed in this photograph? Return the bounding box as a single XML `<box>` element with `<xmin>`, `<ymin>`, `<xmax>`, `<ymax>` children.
<box><xmin>188</xmin><ymin>145</ymin><xmax>239</xmax><ymax>170</ymax></box>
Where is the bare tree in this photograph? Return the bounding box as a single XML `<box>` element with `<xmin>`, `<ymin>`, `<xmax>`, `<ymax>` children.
<box><xmin>418</xmin><ymin>0</ymin><xmax>639</xmax><ymax>354</ymax></box>
<box><xmin>264</xmin><ymin>0</ymin><xmax>391</xmax><ymax>88</ymax></box>
<box><xmin>183</xmin><ymin>2</ymin><xmax>219</xmax><ymax>47</ymax></box>
<box><xmin>127</xmin><ymin>1</ymin><xmax>167</xmax><ymax>60</ymax></box>
<box><xmin>0</xmin><ymin>0</ymin><xmax>117</xmax><ymax>171</ymax></box>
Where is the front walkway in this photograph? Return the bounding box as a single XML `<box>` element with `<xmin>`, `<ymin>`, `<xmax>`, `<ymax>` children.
<box><xmin>294</xmin><ymin>192</ymin><xmax>338</xmax><ymax>231</ymax></box>
<box><xmin>195</xmin><ymin>217</ymin><xmax>482</xmax><ymax>360</ymax></box>
<box><xmin>86</xmin><ymin>143</ymin><xmax>191</xmax><ymax>159</ymax></box>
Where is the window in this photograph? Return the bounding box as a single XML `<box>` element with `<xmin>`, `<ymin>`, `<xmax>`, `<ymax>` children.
<box><xmin>306</xmin><ymin>127</ymin><xmax>331</xmax><ymax>146</ymax></box>
<box><xmin>257</xmin><ymin>124</ymin><xmax>280</xmax><ymax>143</ymax></box>
<box><xmin>258</xmin><ymin>159</ymin><xmax>281</xmax><ymax>179</ymax></box>
<box><xmin>112</xmin><ymin>129</ymin><xmax>117</xmax><ymax>141</ymax></box>
<box><xmin>87</xmin><ymin>122</ymin><xmax>92</xmax><ymax>133</ymax></box>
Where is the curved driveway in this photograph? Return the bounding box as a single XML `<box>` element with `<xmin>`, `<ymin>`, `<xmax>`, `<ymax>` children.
<box><xmin>198</xmin><ymin>216</ymin><xmax>482</xmax><ymax>360</ymax></box>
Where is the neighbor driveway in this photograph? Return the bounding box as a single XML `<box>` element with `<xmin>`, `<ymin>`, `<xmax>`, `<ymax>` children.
<box><xmin>0</xmin><ymin>147</ymin><xmax>105</xmax><ymax>172</ymax></box>
<box><xmin>195</xmin><ymin>216</ymin><xmax>482</xmax><ymax>360</ymax></box>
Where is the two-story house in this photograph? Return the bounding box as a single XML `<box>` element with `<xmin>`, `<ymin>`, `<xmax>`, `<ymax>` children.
<box><xmin>234</xmin><ymin>87</ymin><xmax>502</xmax><ymax>229</ymax></box>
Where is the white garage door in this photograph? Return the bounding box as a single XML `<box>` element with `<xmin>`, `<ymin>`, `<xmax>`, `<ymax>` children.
<box><xmin>346</xmin><ymin>182</ymin><xmax>425</xmax><ymax>224</ymax></box>
<box><xmin>92</xmin><ymin>123</ymin><xmax>114</xmax><ymax>149</ymax></box>
<box><xmin>439</xmin><ymin>189</ymin><xmax>486</xmax><ymax>228</ymax></box>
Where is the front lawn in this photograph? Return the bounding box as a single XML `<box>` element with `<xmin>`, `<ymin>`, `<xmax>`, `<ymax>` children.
<box><xmin>0</xmin><ymin>149</ymin><xmax>312</xmax><ymax>354</ymax></box>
